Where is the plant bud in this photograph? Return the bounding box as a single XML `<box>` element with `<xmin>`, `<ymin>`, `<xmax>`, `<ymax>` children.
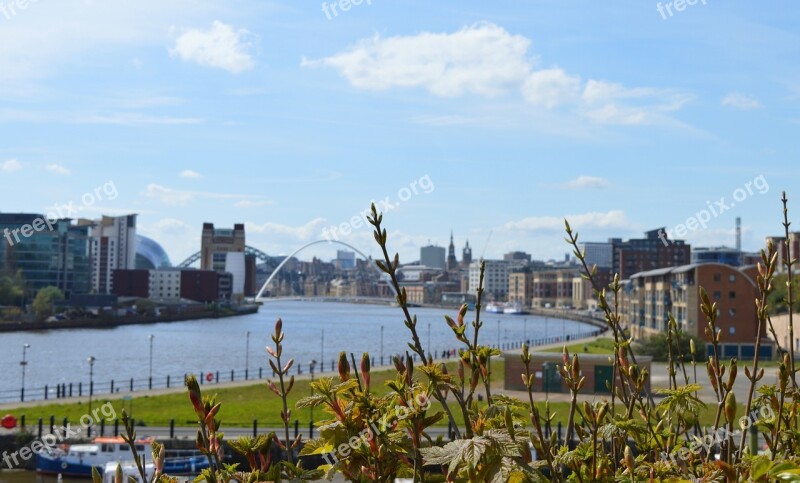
<box><xmin>185</xmin><ymin>375</ymin><xmax>206</xmax><ymax>420</ymax></box>
<box><xmin>724</xmin><ymin>392</ymin><xmax>737</xmax><ymax>424</ymax></box>
<box><xmin>624</xmin><ymin>446</ymin><xmax>634</xmax><ymax>472</ymax></box>
<box><xmin>338</xmin><ymin>351</ymin><xmax>350</xmax><ymax>381</ymax></box>
<box><xmin>361</xmin><ymin>352</ymin><xmax>371</xmax><ymax>391</ymax></box>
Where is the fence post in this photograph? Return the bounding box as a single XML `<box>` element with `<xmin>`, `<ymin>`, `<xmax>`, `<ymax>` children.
<box><xmin>114</xmin><ymin>419</ymin><xmax>119</xmax><ymax>436</ymax></box>
<box><xmin>167</xmin><ymin>375</ymin><xmax>171</xmax><ymax>388</ymax></box>
<box><xmin>253</xmin><ymin>419</ymin><xmax>258</xmax><ymax>438</ymax></box>
<box><xmin>44</xmin><ymin>385</ymin><xmax>49</xmax><ymax>400</ymax></box>
<box><xmin>49</xmin><ymin>415</ymin><xmax>54</xmax><ymax>435</ymax></box>
<box><xmin>309</xmin><ymin>420</ymin><xmax>314</xmax><ymax>439</ymax></box>
<box><xmin>69</xmin><ymin>383</ymin><xmax>73</xmax><ymax>397</ymax></box>
<box><xmin>149</xmin><ymin>377</ymin><xmax>152</xmax><ymax>390</ymax></box>
<box><xmin>100</xmin><ymin>420</ymin><xmax>105</xmax><ymax>437</ymax></box>
<box><xmin>170</xmin><ymin>419</ymin><xmax>175</xmax><ymax>439</ymax></box>
<box><xmin>231</xmin><ymin>370</ymin><xmax>234</xmax><ymax>382</ymax></box>
<box><xmin>259</xmin><ymin>368</ymin><xmax>262</xmax><ymax>379</ymax></box>
<box><xmin>111</xmin><ymin>380</ymin><xmax>115</xmax><ymax>393</ymax></box>
<box><xmin>294</xmin><ymin>420</ymin><xmax>299</xmax><ymax>439</ymax></box>
<box><xmin>38</xmin><ymin>418</ymin><xmax>43</xmax><ymax>439</ymax></box>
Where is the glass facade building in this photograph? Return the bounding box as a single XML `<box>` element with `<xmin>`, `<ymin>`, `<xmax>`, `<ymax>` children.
<box><xmin>0</xmin><ymin>214</ymin><xmax>91</xmax><ymax>300</ymax></box>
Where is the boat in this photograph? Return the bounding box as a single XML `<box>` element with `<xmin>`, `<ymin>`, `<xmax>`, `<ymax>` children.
<box><xmin>503</xmin><ymin>302</ymin><xmax>528</xmax><ymax>315</ymax></box>
<box><xmin>485</xmin><ymin>302</ymin><xmax>504</xmax><ymax>313</ymax></box>
<box><xmin>36</xmin><ymin>437</ymin><xmax>209</xmax><ymax>477</ymax></box>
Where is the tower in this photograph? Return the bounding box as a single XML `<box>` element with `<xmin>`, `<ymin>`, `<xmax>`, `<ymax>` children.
<box><xmin>735</xmin><ymin>217</ymin><xmax>742</xmax><ymax>252</ymax></box>
<box><xmin>462</xmin><ymin>239</ymin><xmax>473</xmax><ymax>267</ymax></box>
<box><xmin>447</xmin><ymin>230</ymin><xmax>458</xmax><ymax>271</ymax></box>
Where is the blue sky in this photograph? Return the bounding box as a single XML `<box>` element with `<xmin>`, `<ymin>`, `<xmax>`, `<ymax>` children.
<box><xmin>0</xmin><ymin>0</ymin><xmax>798</xmax><ymax>265</ymax></box>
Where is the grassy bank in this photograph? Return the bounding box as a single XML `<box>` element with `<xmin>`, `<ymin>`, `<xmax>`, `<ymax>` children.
<box><xmin>7</xmin><ymin>361</ymin><xmax>504</xmax><ymax>428</ymax></box>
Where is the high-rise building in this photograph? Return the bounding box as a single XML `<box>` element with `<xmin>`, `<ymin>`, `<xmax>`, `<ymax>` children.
<box><xmin>200</xmin><ymin>223</ymin><xmax>251</xmax><ymax>297</ymax></box>
<box><xmin>609</xmin><ymin>228</ymin><xmax>690</xmax><ymax>279</ymax></box>
<box><xmin>336</xmin><ymin>250</ymin><xmax>356</xmax><ymax>270</ymax></box>
<box><xmin>468</xmin><ymin>259</ymin><xmax>511</xmax><ymax>300</ymax></box>
<box><xmin>577</xmin><ymin>242</ymin><xmax>613</xmax><ymax>269</ymax></box>
<box><xmin>420</xmin><ymin>245</ymin><xmax>446</xmax><ymax>270</ymax></box>
<box><xmin>447</xmin><ymin>231</ymin><xmax>458</xmax><ymax>271</ymax></box>
<box><xmin>78</xmin><ymin>214</ymin><xmax>137</xmax><ymax>295</ymax></box>
<box><xmin>0</xmin><ymin>214</ymin><xmax>91</xmax><ymax>299</ymax></box>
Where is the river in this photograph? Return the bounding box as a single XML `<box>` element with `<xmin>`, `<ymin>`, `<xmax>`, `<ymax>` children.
<box><xmin>0</xmin><ymin>301</ymin><xmax>595</xmax><ymax>403</ymax></box>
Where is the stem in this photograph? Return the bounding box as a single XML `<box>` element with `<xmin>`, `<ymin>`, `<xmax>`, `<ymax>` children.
<box><xmin>782</xmin><ymin>192</ymin><xmax>798</xmax><ymax>390</ymax></box>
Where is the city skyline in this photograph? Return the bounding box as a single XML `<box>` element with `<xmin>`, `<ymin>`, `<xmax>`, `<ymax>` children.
<box><xmin>0</xmin><ymin>1</ymin><xmax>798</xmax><ymax>264</ymax></box>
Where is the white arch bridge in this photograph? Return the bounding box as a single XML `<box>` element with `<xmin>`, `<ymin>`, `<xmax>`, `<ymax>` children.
<box><xmin>176</xmin><ymin>240</ymin><xmax>396</xmax><ymax>301</ymax></box>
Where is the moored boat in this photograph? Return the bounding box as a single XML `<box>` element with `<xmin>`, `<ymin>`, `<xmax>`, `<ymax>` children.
<box><xmin>36</xmin><ymin>436</ymin><xmax>209</xmax><ymax>478</ymax></box>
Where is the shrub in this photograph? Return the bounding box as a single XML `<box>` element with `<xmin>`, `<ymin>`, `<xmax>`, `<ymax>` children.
<box><xmin>119</xmin><ymin>195</ymin><xmax>800</xmax><ymax>482</ymax></box>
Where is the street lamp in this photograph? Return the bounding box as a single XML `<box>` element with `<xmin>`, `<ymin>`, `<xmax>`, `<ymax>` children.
<box><xmin>148</xmin><ymin>335</ymin><xmax>154</xmax><ymax>388</ymax></box>
<box><xmin>20</xmin><ymin>344</ymin><xmax>30</xmax><ymax>402</ymax></box>
<box><xmin>87</xmin><ymin>356</ymin><xmax>96</xmax><ymax>436</ymax></box>
<box><xmin>380</xmin><ymin>325</ymin><xmax>384</xmax><ymax>365</ymax></box>
<box><xmin>497</xmin><ymin>320</ymin><xmax>501</xmax><ymax>348</ymax></box>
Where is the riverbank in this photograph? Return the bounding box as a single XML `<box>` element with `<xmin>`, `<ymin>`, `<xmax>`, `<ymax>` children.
<box><xmin>0</xmin><ymin>305</ymin><xmax>259</xmax><ymax>333</ymax></box>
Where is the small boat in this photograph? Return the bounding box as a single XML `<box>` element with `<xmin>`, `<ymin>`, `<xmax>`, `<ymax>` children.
<box><xmin>485</xmin><ymin>302</ymin><xmax>504</xmax><ymax>313</ymax></box>
<box><xmin>36</xmin><ymin>437</ymin><xmax>209</xmax><ymax>478</ymax></box>
<box><xmin>503</xmin><ymin>302</ymin><xmax>527</xmax><ymax>315</ymax></box>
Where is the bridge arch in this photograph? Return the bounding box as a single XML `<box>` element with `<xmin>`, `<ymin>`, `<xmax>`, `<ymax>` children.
<box><xmin>255</xmin><ymin>240</ymin><xmax>395</xmax><ymax>300</ymax></box>
<box><xmin>177</xmin><ymin>245</ymin><xmax>277</xmax><ymax>268</ymax></box>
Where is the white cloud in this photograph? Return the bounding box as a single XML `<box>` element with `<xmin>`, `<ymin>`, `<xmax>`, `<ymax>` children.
<box><xmin>152</xmin><ymin>217</ymin><xmax>193</xmax><ymax>232</ymax></box>
<box><xmin>1</xmin><ymin>159</ymin><xmax>22</xmax><ymax>172</ymax></box>
<box><xmin>235</xmin><ymin>200</ymin><xmax>274</xmax><ymax>208</ymax></box>
<box><xmin>143</xmin><ymin>184</ymin><xmax>263</xmax><ymax>206</ymax></box>
<box><xmin>303</xmin><ymin>23</ymin><xmax>534</xmax><ymax>97</ymax></box>
<box><xmin>170</xmin><ymin>21</ymin><xmax>255</xmax><ymax>74</ymax></box>
<box><xmin>179</xmin><ymin>169</ymin><xmax>202</xmax><ymax>179</ymax></box>
<box><xmin>503</xmin><ymin>210</ymin><xmax>632</xmax><ymax>233</ymax></box>
<box><xmin>306</xmin><ymin>23</ymin><xmax>693</xmax><ymax>127</ymax></box>
<box><xmin>246</xmin><ymin>218</ymin><xmax>329</xmax><ymax>241</ymax></box>
<box><xmin>522</xmin><ymin>68</ymin><xmax>581</xmax><ymax>108</ymax></box>
<box><xmin>721</xmin><ymin>93</ymin><xmax>762</xmax><ymax>110</ymax></box>
<box><xmin>46</xmin><ymin>163</ymin><xmax>71</xmax><ymax>175</ymax></box>
<box><xmin>560</xmin><ymin>176</ymin><xmax>610</xmax><ymax>190</ymax></box>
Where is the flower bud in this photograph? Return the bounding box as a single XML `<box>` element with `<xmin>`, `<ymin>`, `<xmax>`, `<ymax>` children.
<box><xmin>185</xmin><ymin>375</ymin><xmax>206</xmax><ymax>420</ymax></box>
<box><xmin>725</xmin><ymin>392</ymin><xmax>737</xmax><ymax>424</ymax></box>
<box><xmin>338</xmin><ymin>351</ymin><xmax>350</xmax><ymax>382</ymax></box>
<box><xmin>361</xmin><ymin>352</ymin><xmax>371</xmax><ymax>391</ymax></box>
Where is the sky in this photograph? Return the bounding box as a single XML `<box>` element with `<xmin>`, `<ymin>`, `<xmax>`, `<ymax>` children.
<box><xmin>0</xmin><ymin>0</ymin><xmax>798</xmax><ymax>266</ymax></box>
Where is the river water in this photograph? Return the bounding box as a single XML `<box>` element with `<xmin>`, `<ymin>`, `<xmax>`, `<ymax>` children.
<box><xmin>0</xmin><ymin>301</ymin><xmax>594</xmax><ymax>403</ymax></box>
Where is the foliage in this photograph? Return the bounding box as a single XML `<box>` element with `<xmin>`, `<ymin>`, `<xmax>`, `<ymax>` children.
<box><xmin>767</xmin><ymin>273</ymin><xmax>800</xmax><ymax>315</ymax></box>
<box><xmin>126</xmin><ymin>195</ymin><xmax>800</xmax><ymax>481</ymax></box>
<box><xmin>0</xmin><ymin>268</ymin><xmax>25</xmax><ymax>306</ymax></box>
<box><xmin>31</xmin><ymin>286</ymin><xmax>64</xmax><ymax>319</ymax></box>
<box><xmin>635</xmin><ymin>331</ymin><xmax>707</xmax><ymax>362</ymax></box>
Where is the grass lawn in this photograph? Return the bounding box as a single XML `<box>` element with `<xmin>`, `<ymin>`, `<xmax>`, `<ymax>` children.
<box><xmin>7</xmin><ymin>360</ymin><xmax>505</xmax><ymax>429</ymax></box>
<box><xmin>543</xmin><ymin>337</ymin><xmax>616</xmax><ymax>355</ymax></box>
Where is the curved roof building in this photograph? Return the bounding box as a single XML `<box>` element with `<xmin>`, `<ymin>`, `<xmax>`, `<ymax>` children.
<box><xmin>135</xmin><ymin>235</ymin><xmax>172</xmax><ymax>269</ymax></box>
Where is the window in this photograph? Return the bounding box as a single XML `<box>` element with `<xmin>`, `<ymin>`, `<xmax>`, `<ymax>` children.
<box><xmin>729</xmin><ymin>291</ymin><xmax>736</xmax><ymax>299</ymax></box>
<box><xmin>729</xmin><ymin>308</ymin><xmax>737</xmax><ymax>317</ymax></box>
<box><xmin>713</xmin><ymin>291</ymin><xmax>721</xmax><ymax>300</ymax></box>
<box><xmin>729</xmin><ymin>274</ymin><xmax>736</xmax><ymax>282</ymax></box>
<box><xmin>713</xmin><ymin>273</ymin><xmax>721</xmax><ymax>282</ymax></box>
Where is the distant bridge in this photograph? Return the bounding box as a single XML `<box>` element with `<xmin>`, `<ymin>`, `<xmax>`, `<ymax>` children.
<box><xmin>255</xmin><ymin>240</ymin><xmax>396</xmax><ymax>300</ymax></box>
<box><xmin>177</xmin><ymin>245</ymin><xmax>274</xmax><ymax>268</ymax></box>
<box><xmin>176</xmin><ymin>241</ymin><xmax>395</xmax><ymax>300</ymax></box>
